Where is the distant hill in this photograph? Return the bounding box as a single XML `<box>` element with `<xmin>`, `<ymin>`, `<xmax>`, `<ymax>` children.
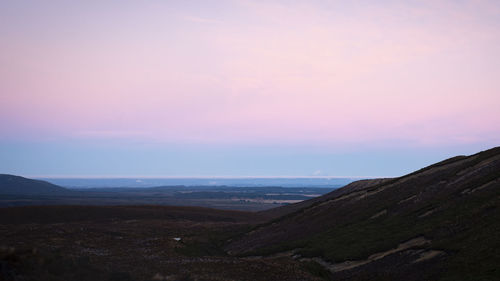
<box><xmin>0</xmin><ymin>174</ymin><xmax>69</xmax><ymax>195</ymax></box>
<box><xmin>227</xmin><ymin>147</ymin><xmax>500</xmax><ymax>281</ymax></box>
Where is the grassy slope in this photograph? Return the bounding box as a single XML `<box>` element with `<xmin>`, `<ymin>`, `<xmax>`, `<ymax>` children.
<box><xmin>227</xmin><ymin>147</ymin><xmax>500</xmax><ymax>280</ymax></box>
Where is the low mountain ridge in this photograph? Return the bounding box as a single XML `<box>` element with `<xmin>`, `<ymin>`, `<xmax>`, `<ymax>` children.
<box><xmin>0</xmin><ymin>174</ymin><xmax>69</xmax><ymax>195</ymax></box>
<box><xmin>227</xmin><ymin>147</ymin><xmax>500</xmax><ymax>280</ymax></box>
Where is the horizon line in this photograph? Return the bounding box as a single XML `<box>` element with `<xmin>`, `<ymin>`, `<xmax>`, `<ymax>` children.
<box><xmin>26</xmin><ymin>175</ymin><xmax>383</xmax><ymax>179</ymax></box>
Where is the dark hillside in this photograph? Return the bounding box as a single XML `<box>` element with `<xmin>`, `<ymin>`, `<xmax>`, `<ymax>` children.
<box><xmin>0</xmin><ymin>174</ymin><xmax>69</xmax><ymax>195</ymax></box>
<box><xmin>260</xmin><ymin>178</ymin><xmax>392</xmax><ymax>219</ymax></box>
<box><xmin>227</xmin><ymin>147</ymin><xmax>500</xmax><ymax>281</ymax></box>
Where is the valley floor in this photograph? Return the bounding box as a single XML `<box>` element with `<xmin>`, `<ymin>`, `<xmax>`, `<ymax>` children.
<box><xmin>0</xmin><ymin>205</ymin><xmax>325</xmax><ymax>281</ymax></box>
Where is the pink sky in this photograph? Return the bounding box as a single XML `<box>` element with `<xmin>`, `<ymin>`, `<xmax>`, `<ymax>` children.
<box><xmin>1</xmin><ymin>0</ymin><xmax>499</xmax><ymax>147</ymax></box>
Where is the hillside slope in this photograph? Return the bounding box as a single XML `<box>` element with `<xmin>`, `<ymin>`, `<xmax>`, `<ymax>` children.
<box><xmin>227</xmin><ymin>147</ymin><xmax>500</xmax><ymax>281</ymax></box>
<box><xmin>259</xmin><ymin>178</ymin><xmax>392</xmax><ymax>219</ymax></box>
<box><xmin>0</xmin><ymin>174</ymin><xmax>69</xmax><ymax>195</ymax></box>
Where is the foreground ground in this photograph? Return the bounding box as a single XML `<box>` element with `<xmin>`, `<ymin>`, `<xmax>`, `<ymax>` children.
<box><xmin>0</xmin><ymin>205</ymin><xmax>326</xmax><ymax>281</ymax></box>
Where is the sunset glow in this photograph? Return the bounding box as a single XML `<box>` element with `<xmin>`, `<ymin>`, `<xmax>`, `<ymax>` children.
<box><xmin>1</xmin><ymin>1</ymin><xmax>499</xmax><ymax>176</ymax></box>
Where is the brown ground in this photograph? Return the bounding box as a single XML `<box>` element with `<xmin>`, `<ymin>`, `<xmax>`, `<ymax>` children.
<box><xmin>0</xmin><ymin>205</ymin><xmax>324</xmax><ymax>281</ymax></box>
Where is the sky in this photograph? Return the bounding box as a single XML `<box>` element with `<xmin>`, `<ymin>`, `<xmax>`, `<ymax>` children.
<box><xmin>1</xmin><ymin>0</ymin><xmax>499</xmax><ymax>177</ymax></box>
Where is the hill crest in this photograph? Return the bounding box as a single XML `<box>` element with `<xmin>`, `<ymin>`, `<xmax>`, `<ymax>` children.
<box><xmin>0</xmin><ymin>174</ymin><xmax>69</xmax><ymax>195</ymax></box>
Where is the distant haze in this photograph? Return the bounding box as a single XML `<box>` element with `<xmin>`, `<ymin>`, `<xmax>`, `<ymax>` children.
<box><xmin>40</xmin><ymin>177</ymin><xmax>354</xmax><ymax>189</ymax></box>
<box><xmin>1</xmin><ymin>1</ymin><xmax>499</xmax><ymax>177</ymax></box>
